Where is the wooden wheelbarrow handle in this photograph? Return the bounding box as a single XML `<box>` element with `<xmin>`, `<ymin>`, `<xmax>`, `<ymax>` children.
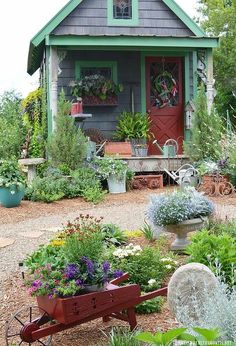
<box><xmin>109</xmin><ymin>273</ymin><xmax>129</xmax><ymax>285</ymax></box>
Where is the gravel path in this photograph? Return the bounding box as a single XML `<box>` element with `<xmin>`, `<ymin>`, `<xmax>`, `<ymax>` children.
<box><xmin>0</xmin><ymin>193</ymin><xmax>236</xmax><ymax>346</ymax></box>
<box><xmin>0</xmin><ymin>193</ymin><xmax>235</xmax><ymax>284</ymax></box>
<box><xmin>0</xmin><ymin>202</ymin><xmax>147</xmax><ymax>283</ymax></box>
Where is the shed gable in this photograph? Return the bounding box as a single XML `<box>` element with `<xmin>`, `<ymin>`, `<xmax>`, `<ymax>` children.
<box><xmin>52</xmin><ymin>0</ymin><xmax>195</xmax><ymax>37</ymax></box>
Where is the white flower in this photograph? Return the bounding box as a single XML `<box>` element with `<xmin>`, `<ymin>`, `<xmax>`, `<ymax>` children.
<box><xmin>148</xmin><ymin>279</ymin><xmax>157</xmax><ymax>286</ymax></box>
<box><xmin>165</xmin><ymin>264</ymin><xmax>172</xmax><ymax>270</ymax></box>
<box><xmin>10</xmin><ymin>190</ymin><xmax>16</xmax><ymax>195</ymax></box>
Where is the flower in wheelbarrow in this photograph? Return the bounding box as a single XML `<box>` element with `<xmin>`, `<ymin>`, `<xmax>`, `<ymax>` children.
<box><xmin>113</xmin><ymin>270</ymin><xmax>124</xmax><ymax>278</ymax></box>
<box><xmin>81</xmin><ymin>256</ymin><xmax>94</xmax><ymax>276</ymax></box>
<box><xmin>64</xmin><ymin>264</ymin><xmax>80</xmax><ymax>280</ymax></box>
<box><xmin>102</xmin><ymin>261</ymin><xmax>110</xmax><ymax>274</ymax></box>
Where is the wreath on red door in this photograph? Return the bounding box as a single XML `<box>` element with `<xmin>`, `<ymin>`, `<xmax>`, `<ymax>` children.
<box><xmin>152</xmin><ymin>71</ymin><xmax>178</xmax><ymax>108</ymax></box>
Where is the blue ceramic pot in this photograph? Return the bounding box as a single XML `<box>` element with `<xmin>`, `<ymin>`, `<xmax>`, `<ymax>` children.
<box><xmin>0</xmin><ymin>185</ymin><xmax>25</xmax><ymax>208</ymax></box>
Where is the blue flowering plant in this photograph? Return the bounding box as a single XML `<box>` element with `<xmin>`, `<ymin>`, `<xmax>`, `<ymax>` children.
<box><xmin>147</xmin><ymin>188</ymin><xmax>214</xmax><ymax>227</ymax></box>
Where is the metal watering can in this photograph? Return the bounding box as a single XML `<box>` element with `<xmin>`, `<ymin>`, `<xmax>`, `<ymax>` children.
<box><xmin>164</xmin><ymin>164</ymin><xmax>200</xmax><ymax>189</ymax></box>
<box><xmin>153</xmin><ymin>139</ymin><xmax>178</xmax><ymax>158</ymax></box>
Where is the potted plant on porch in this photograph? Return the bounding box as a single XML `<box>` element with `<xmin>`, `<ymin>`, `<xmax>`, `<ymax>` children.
<box><xmin>70</xmin><ymin>75</ymin><xmax>123</xmax><ymax>106</ymax></box>
<box><xmin>93</xmin><ymin>156</ymin><xmax>128</xmax><ymax>194</ymax></box>
<box><xmin>146</xmin><ymin>188</ymin><xmax>214</xmax><ymax>250</ymax></box>
<box><xmin>115</xmin><ymin>111</ymin><xmax>151</xmax><ymax>156</ymax></box>
<box><xmin>0</xmin><ymin>159</ymin><xmax>26</xmax><ymax>208</ymax></box>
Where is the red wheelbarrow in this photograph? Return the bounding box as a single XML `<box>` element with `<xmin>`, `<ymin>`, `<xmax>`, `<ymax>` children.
<box><xmin>5</xmin><ymin>273</ymin><xmax>167</xmax><ymax>345</ymax></box>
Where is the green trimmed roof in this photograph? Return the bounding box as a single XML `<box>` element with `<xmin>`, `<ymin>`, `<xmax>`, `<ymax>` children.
<box><xmin>27</xmin><ymin>0</ymin><xmax>210</xmax><ymax>75</ymax></box>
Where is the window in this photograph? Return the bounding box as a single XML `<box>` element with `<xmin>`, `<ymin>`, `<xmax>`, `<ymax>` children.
<box><xmin>75</xmin><ymin>61</ymin><xmax>118</xmax><ymax>83</ymax></box>
<box><xmin>107</xmin><ymin>0</ymin><xmax>138</xmax><ymax>26</ymax></box>
<box><xmin>113</xmin><ymin>0</ymin><xmax>132</xmax><ymax>20</ymax></box>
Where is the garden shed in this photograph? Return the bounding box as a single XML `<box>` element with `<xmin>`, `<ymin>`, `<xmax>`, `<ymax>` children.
<box><xmin>27</xmin><ymin>0</ymin><xmax>218</xmax><ymax>153</ymax></box>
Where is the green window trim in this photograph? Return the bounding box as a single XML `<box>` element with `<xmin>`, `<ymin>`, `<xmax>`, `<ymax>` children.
<box><xmin>75</xmin><ymin>60</ymin><xmax>118</xmax><ymax>83</ymax></box>
<box><xmin>107</xmin><ymin>0</ymin><xmax>139</xmax><ymax>26</ymax></box>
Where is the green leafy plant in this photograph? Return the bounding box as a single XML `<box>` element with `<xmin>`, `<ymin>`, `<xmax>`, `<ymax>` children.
<box><xmin>115</xmin><ymin>111</ymin><xmax>151</xmax><ymax>140</ymax></box>
<box><xmin>186</xmin><ymin>229</ymin><xmax>236</xmax><ymax>286</ymax></box>
<box><xmin>71</xmin><ymin>74</ymin><xmax>123</xmax><ymax>100</ymax></box>
<box><xmin>0</xmin><ymin>159</ymin><xmax>25</xmax><ymax>190</ymax></box>
<box><xmin>93</xmin><ymin>156</ymin><xmax>128</xmax><ymax>180</ymax></box>
<box><xmin>47</xmin><ymin>89</ymin><xmax>87</xmax><ymax>170</ymax></box>
<box><xmin>135</xmin><ymin>296</ymin><xmax>163</xmax><ymax>314</ymax></box>
<box><xmin>135</xmin><ymin>327</ymin><xmax>224</xmax><ymax>345</ymax></box>
<box><xmin>101</xmin><ymin>223</ymin><xmax>128</xmax><ymax>246</ymax></box>
<box><xmin>141</xmin><ymin>221</ymin><xmax>155</xmax><ymax>241</ymax></box>
<box><xmin>107</xmin><ymin>327</ymin><xmax>141</xmax><ymax>346</ymax></box>
<box><xmin>109</xmin><ymin>245</ymin><xmax>173</xmax><ymax>292</ymax></box>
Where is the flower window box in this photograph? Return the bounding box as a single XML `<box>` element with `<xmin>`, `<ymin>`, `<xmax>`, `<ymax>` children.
<box><xmin>82</xmin><ymin>94</ymin><xmax>118</xmax><ymax>106</ymax></box>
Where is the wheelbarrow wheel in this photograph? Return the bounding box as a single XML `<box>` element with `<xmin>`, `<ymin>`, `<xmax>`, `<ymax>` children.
<box><xmin>5</xmin><ymin>305</ymin><xmax>52</xmax><ymax>345</ymax></box>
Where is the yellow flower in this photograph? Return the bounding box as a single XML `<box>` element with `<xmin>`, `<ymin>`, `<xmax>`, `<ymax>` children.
<box><xmin>123</xmin><ymin>229</ymin><xmax>143</xmax><ymax>238</ymax></box>
<box><xmin>50</xmin><ymin>239</ymin><xmax>65</xmax><ymax>247</ymax></box>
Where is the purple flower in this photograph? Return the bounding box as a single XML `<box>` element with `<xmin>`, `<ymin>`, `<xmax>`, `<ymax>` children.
<box><xmin>102</xmin><ymin>261</ymin><xmax>110</xmax><ymax>274</ymax></box>
<box><xmin>81</xmin><ymin>257</ymin><xmax>94</xmax><ymax>276</ymax></box>
<box><xmin>64</xmin><ymin>264</ymin><xmax>80</xmax><ymax>280</ymax></box>
<box><xmin>75</xmin><ymin>279</ymin><xmax>83</xmax><ymax>286</ymax></box>
<box><xmin>32</xmin><ymin>280</ymin><xmax>42</xmax><ymax>288</ymax></box>
<box><xmin>113</xmin><ymin>270</ymin><xmax>123</xmax><ymax>278</ymax></box>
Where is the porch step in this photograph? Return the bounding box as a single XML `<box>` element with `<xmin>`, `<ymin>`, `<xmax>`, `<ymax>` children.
<box><xmin>132</xmin><ymin>175</ymin><xmax>163</xmax><ymax>190</ymax></box>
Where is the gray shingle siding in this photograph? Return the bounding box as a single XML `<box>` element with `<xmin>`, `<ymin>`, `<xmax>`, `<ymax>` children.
<box><xmin>52</xmin><ymin>0</ymin><xmax>194</xmax><ymax>37</ymax></box>
<box><xmin>58</xmin><ymin>50</ymin><xmax>141</xmax><ymax>138</ymax></box>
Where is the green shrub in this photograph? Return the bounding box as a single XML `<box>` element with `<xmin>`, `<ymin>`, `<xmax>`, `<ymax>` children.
<box><xmin>101</xmin><ymin>223</ymin><xmax>128</xmax><ymax>246</ymax></box>
<box><xmin>0</xmin><ymin>91</ymin><xmax>25</xmax><ymax>159</ymax></box>
<box><xmin>186</xmin><ymin>229</ymin><xmax>236</xmax><ymax>285</ymax></box>
<box><xmin>63</xmin><ymin>216</ymin><xmax>104</xmax><ymax>262</ymax></box>
<box><xmin>109</xmin><ymin>245</ymin><xmax>173</xmax><ymax>291</ymax></box>
<box><xmin>25</xmin><ymin>166</ymin><xmax>106</xmax><ymax>204</ymax></box>
<box><xmin>47</xmin><ymin>90</ymin><xmax>87</xmax><ymax>170</ymax></box>
<box><xmin>135</xmin><ymin>296</ymin><xmax>163</xmax><ymax>314</ymax></box>
<box><xmin>25</xmin><ymin>177</ymin><xmax>65</xmax><ymax>203</ymax></box>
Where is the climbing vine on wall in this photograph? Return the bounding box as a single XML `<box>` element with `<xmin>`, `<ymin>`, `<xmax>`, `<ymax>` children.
<box><xmin>22</xmin><ymin>87</ymin><xmax>47</xmax><ymax>158</ymax></box>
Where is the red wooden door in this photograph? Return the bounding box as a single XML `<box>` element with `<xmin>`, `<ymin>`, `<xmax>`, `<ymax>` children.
<box><xmin>146</xmin><ymin>57</ymin><xmax>184</xmax><ymax>154</ymax></box>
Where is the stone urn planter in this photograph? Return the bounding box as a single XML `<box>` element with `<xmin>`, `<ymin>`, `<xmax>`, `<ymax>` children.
<box><xmin>164</xmin><ymin>217</ymin><xmax>206</xmax><ymax>251</ymax></box>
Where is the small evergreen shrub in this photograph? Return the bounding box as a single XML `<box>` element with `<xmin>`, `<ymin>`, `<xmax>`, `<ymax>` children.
<box><xmin>47</xmin><ymin>90</ymin><xmax>87</xmax><ymax>170</ymax></box>
<box><xmin>184</xmin><ymin>84</ymin><xmax>223</xmax><ymax>162</ymax></box>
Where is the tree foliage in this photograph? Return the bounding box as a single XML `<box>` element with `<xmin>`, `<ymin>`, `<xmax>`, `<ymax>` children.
<box><xmin>197</xmin><ymin>0</ymin><xmax>236</xmax><ymax>117</ymax></box>
<box><xmin>0</xmin><ymin>90</ymin><xmax>25</xmax><ymax>159</ymax></box>
<box><xmin>184</xmin><ymin>84</ymin><xmax>223</xmax><ymax>161</ymax></box>
<box><xmin>47</xmin><ymin>89</ymin><xmax>87</xmax><ymax>170</ymax></box>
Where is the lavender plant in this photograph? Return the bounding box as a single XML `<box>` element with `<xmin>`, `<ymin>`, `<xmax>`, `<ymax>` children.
<box><xmin>146</xmin><ymin>188</ymin><xmax>214</xmax><ymax>226</ymax></box>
